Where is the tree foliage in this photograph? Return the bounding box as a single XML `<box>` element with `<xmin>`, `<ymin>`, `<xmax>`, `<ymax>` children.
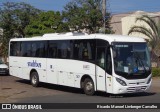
<box><xmin>63</xmin><ymin>0</ymin><xmax>113</xmax><ymax>33</ymax></box>
<box><xmin>128</xmin><ymin>15</ymin><xmax>160</xmax><ymax>56</ymax></box>
<box><xmin>0</xmin><ymin>2</ymin><xmax>40</xmax><ymax>57</ymax></box>
<box><xmin>25</xmin><ymin>11</ymin><xmax>69</xmax><ymax>36</ymax></box>
<box><xmin>0</xmin><ymin>0</ymin><xmax>114</xmax><ymax>58</ymax></box>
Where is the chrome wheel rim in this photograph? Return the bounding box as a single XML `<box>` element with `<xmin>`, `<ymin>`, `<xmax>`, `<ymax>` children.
<box><xmin>32</xmin><ymin>75</ymin><xmax>37</xmax><ymax>84</ymax></box>
<box><xmin>86</xmin><ymin>82</ymin><xmax>93</xmax><ymax>91</ymax></box>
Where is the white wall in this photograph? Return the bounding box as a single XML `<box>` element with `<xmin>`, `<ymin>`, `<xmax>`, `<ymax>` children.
<box><xmin>121</xmin><ymin>11</ymin><xmax>160</xmax><ymax>40</ymax></box>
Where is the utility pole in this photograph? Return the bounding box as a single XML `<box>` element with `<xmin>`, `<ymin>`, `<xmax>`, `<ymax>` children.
<box><xmin>102</xmin><ymin>0</ymin><xmax>106</xmax><ymax>33</ymax></box>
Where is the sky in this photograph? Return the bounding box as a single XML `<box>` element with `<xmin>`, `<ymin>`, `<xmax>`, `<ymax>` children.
<box><xmin>0</xmin><ymin>0</ymin><xmax>160</xmax><ymax>14</ymax></box>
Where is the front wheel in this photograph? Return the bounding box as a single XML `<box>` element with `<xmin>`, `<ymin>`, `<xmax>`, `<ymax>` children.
<box><xmin>30</xmin><ymin>72</ymin><xmax>39</xmax><ymax>87</ymax></box>
<box><xmin>83</xmin><ymin>78</ymin><xmax>95</xmax><ymax>95</ymax></box>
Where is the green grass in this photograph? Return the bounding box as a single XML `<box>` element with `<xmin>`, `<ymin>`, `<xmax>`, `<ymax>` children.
<box><xmin>152</xmin><ymin>67</ymin><xmax>160</xmax><ymax>77</ymax></box>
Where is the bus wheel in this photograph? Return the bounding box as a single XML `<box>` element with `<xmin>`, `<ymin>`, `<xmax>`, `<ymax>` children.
<box><xmin>30</xmin><ymin>72</ymin><xmax>39</xmax><ymax>87</ymax></box>
<box><xmin>83</xmin><ymin>78</ymin><xmax>95</xmax><ymax>95</ymax></box>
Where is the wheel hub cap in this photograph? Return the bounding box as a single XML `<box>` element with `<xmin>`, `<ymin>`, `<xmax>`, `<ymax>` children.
<box><xmin>32</xmin><ymin>76</ymin><xmax>37</xmax><ymax>84</ymax></box>
<box><xmin>86</xmin><ymin>82</ymin><xmax>93</xmax><ymax>91</ymax></box>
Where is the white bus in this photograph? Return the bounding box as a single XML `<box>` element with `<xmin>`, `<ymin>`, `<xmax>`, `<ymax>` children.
<box><xmin>9</xmin><ymin>33</ymin><xmax>152</xmax><ymax>95</ymax></box>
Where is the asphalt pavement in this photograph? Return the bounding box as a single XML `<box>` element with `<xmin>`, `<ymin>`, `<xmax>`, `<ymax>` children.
<box><xmin>0</xmin><ymin>75</ymin><xmax>160</xmax><ymax>112</ymax></box>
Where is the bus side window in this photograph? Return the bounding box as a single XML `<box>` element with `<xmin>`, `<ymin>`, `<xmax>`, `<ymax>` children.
<box><xmin>61</xmin><ymin>42</ymin><xmax>68</xmax><ymax>58</ymax></box>
<box><xmin>70</xmin><ymin>41</ymin><xmax>74</xmax><ymax>59</ymax></box>
<box><xmin>35</xmin><ymin>41</ymin><xmax>46</xmax><ymax>58</ymax></box>
<box><xmin>73</xmin><ymin>41</ymin><xmax>80</xmax><ymax>59</ymax></box>
<box><xmin>73</xmin><ymin>39</ymin><xmax>95</xmax><ymax>61</ymax></box>
<box><xmin>10</xmin><ymin>42</ymin><xmax>16</xmax><ymax>56</ymax></box>
<box><xmin>31</xmin><ymin>42</ymin><xmax>37</xmax><ymax>57</ymax></box>
<box><xmin>82</xmin><ymin>42</ymin><xmax>90</xmax><ymax>60</ymax></box>
<box><xmin>57</xmin><ymin>40</ymin><xmax>71</xmax><ymax>59</ymax></box>
<box><xmin>81</xmin><ymin>42</ymin><xmax>91</xmax><ymax>60</ymax></box>
<box><xmin>48</xmin><ymin>41</ymin><xmax>57</xmax><ymax>58</ymax></box>
<box><xmin>97</xmin><ymin>48</ymin><xmax>105</xmax><ymax>69</ymax></box>
<box><xmin>79</xmin><ymin>42</ymin><xmax>83</xmax><ymax>59</ymax></box>
<box><xmin>106</xmin><ymin>48</ymin><xmax>112</xmax><ymax>74</ymax></box>
<box><xmin>21</xmin><ymin>42</ymin><xmax>31</xmax><ymax>57</ymax></box>
<box><xmin>21</xmin><ymin>42</ymin><xmax>27</xmax><ymax>56</ymax></box>
<box><xmin>28</xmin><ymin>43</ymin><xmax>32</xmax><ymax>57</ymax></box>
<box><xmin>10</xmin><ymin>42</ymin><xmax>21</xmax><ymax>56</ymax></box>
<box><xmin>79</xmin><ymin>40</ymin><xmax>94</xmax><ymax>60</ymax></box>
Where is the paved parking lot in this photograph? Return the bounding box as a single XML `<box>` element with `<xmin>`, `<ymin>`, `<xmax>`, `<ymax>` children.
<box><xmin>0</xmin><ymin>75</ymin><xmax>160</xmax><ymax>103</ymax></box>
<box><xmin>0</xmin><ymin>75</ymin><xmax>68</xmax><ymax>103</ymax></box>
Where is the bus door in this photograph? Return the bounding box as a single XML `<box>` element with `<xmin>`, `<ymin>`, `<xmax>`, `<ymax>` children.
<box><xmin>105</xmin><ymin>47</ymin><xmax>113</xmax><ymax>93</ymax></box>
<box><xmin>96</xmin><ymin>47</ymin><xmax>106</xmax><ymax>91</ymax></box>
<box><xmin>96</xmin><ymin>47</ymin><xmax>112</xmax><ymax>93</ymax></box>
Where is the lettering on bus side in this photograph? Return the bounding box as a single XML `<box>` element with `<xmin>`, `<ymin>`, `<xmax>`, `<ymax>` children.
<box><xmin>83</xmin><ymin>65</ymin><xmax>90</xmax><ymax>70</ymax></box>
<box><xmin>27</xmin><ymin>60</ymin><xmax>41</xmax><ymax>68</ymax></box>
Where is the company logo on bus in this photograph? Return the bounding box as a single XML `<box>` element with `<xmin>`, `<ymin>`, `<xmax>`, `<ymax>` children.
<box><xmin>27</xmin><ymin>60</ymin><xmax>41</xmax><ymax>68</ymax></box>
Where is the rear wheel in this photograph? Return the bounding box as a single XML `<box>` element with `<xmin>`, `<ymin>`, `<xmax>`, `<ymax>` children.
<box><xmin>83</xmin><ymin>78</ymin><xmax>95</xmax><ymax>95</ymax></box>
<box><xmin>30</xmin><ymin>72</ymin><xmax>39</xmax><ymax>87</ymax></box>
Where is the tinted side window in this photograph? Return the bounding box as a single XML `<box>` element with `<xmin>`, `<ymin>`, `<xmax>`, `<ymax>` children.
<box><xmin>10</xmin><ymin>41</ymin><xmax>21</xmax><ymax>56</ymax></box>
<box><xmin>70</xmin><ymin>40</ymin><xmax>74</xmax><ymax>59</ymax></box>
<box><xmin>96</xmin><ymin>39</ymin><xmax>109</xmax><ymax>47</ymax></box>
<box><xmin>48</xmin><ymin>41</ymin><xmax>57</xmax><ymax>58</ymax></box>
<box><xmin>106</xmin><ymin>47</ymin><xmax>112</xmax><ymax>74</ymax></box>
<box><xmin>73</xmin><ymin>39</ymin><xmax>95</xmax><ymax>61</ymax></box>
<box><xmin>73</xmin><ymin>40</ymin><xmax>80</xmax><ymax>59</ymax></box>
<box><xmin>97</xmin><ymin>47</ymin><xmax>105</xmax><ymax>69</ymax></box>
<box><xmin>21</xmin><ymin>42</ymin><xmax>31</xmax><ymax>57</ymax></box>
<box><xmin>31</xmin><ymin>41</ymin><xmax>46</xmax><ymax>58</ymax></box>
<box><xmin>31</xmin><ymin>42</ymin><xmax>37</xmax><ymax>57</ymax></box>
<box><xmin>57</xmin><ymin>40</ymin><xmax>71</xmax><ymax>59</ymax></box>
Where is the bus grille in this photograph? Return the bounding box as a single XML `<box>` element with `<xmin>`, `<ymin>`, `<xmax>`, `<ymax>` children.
<box><xmin>0</xmin><ymin>68</ymin><xmax>6</xmax><ymax>71</ymax></box>
<box><xmin>128</xmin><ymin>82</ymin><xmax>145</xmax><ymax>85</ymax></box>
<box><xmin>127</xmin><ymin>86</ymin><xmax>147</xmax><ymax>93</ymax></box>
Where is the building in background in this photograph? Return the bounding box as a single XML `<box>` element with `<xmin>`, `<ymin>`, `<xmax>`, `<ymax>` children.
<box><xmin>111</xmin><ymin>12</ymin><xmax>132</xmax><ymax>35</ymax></box>
<box><xmin>111</xmin><ymin>11</ymin><xmax>160</xmax><ymax>67</ymax></box>
<box><xmin>111</xmin><ymin>11</ymin><xmax>160</xmax><ymax>41</ymax></box>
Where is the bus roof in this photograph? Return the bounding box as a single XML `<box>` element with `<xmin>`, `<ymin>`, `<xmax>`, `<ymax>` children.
<box><xmin>10</xmin><ymin>33</ymin><xmax>146</xmax><ymax>43</ymax></box>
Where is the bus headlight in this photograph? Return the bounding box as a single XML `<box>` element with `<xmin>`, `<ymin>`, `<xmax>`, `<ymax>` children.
<box><xmin>116</xmin><ymin>78</ymin><xmax>127</xmax><ymax>86</ymax></box>
<box><xmin>147</xmin><ymin>77</ymin><xmax>152</xmax><ymax>84</ymax></box>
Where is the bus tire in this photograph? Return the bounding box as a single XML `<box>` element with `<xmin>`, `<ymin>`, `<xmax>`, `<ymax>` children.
<box><xmin>30</xmin><ymin>72</ymin><xmax>39</xmax><ymax>87</ymax></box>
<box><xmin>83</xmin><ymin>78</ymin><xmax>95</xmax><ymax>95</ymax></box>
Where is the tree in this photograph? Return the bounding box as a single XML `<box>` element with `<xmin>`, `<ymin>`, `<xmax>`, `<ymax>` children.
<box><xmin>13</xmin><ymin>2</ymin><xmax>41</xmax><ymax>37</ymax></box>
<box><xmin>25</xmin><ymin>11</ymin><xmax>69</xmax><ymax>36</ymax></box>
<box><xmin>0</xmin><ymin>2</ymin><xmax>40</xmax><ymax>59</ymax></box>
<box><xmin>0</xmin><ymin>36</ymin><xmax>2</xmax><ymax>56</ymax></box>
<box><xmin>63</xmin><ymin>0</ymin><xmax>113</xmax><ymax>34</ymax></box>
<box><xmin>128</xmin><ymin>15</ymin><xmax>160</xmax><ymax>56</ymax></box>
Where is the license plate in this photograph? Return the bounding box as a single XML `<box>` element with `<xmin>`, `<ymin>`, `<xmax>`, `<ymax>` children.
<box><xmin>135</xmin><ymin>87</ymin><xmax>141</xmax><ymax>92</ymax></box>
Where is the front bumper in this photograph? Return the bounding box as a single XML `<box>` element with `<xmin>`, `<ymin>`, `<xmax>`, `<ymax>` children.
<box><xmin>112</xmin><ymin>81</ymin><xmax>152</xmax><ymax>94</ymax></box>
<box><xmin>115</xmin><ymin>85</ymin><xmax>151</xmax><ymax>94</ymax></box>
<box><xmin>0</xmin><ymin>69</ymin><xmax>9</xmax><ymax>75</ymax></box>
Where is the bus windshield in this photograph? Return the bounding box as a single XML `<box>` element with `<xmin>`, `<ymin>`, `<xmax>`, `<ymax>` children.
<box><xmin>112</xmin><ymin>42</ymin><xmax>151</xmax><ymax>78</ymax></box>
